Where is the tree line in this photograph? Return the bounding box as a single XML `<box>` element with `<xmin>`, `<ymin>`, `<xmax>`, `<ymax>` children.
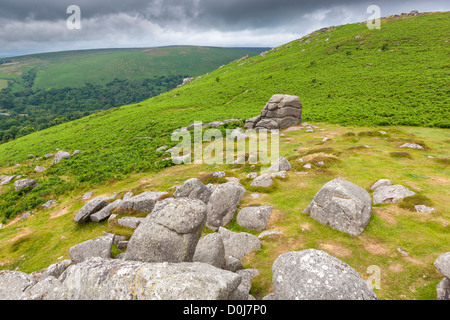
<box><xmin>0</xmin><ymin>70</ymin><xmax>188</xmax><ymax>143</ymax></box>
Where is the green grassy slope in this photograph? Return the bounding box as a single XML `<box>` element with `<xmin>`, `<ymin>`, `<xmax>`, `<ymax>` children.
<box><xmin>0</xmin><ymin>13</ymin><xmax>448</xmax><ymax>168</ymax></box>
<box><xmin>0</xmin><ymin>46</ymin><xmax>264</xmax><ymax>90</ymax></box>
<box><xmin>0</xmin><ymin>12</ymin><xmax>448</xmax><ymax>301</ymax></box>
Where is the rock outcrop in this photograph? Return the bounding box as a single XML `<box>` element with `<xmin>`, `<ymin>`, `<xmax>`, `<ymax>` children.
<box><xmin>193</xmin><ymin>233</ymin><xmax>225</xmax><ymax>269</ymax></box>
<box><xmin>205</xmin><ymin>182</ymin><xmax>246</xmax><ymax>231</ymax></box>
<box><xmin>270</xmin><ymin>249</ymin><xmax>377</xmax><ymax>300</ymax></box>
<box><xmin>74</xmin><ymin>197</ymin><xmax>109</xmax><ymax>223</ymax></box>
<box><xmin>245</xmin><ymin>94</ymin><xmax>302</xmax><ymax>130</ymax></box>
<box><xmin>125</xmin><ymin>198</ymin><xmax>207</xmax><ymax>263</ymax></box>
<box><xmin>69</xmin><ymin>235</ymin><xmax>113</xmax><ymax>263</ymax></box>
<box><xmin>53</xmin><ymin>151</ymin><xmax>71</xmax><ymax>165</ymax></box>
<box><xmin>118</xmin><ymin>191</ymin><xmax>168</xmax><ymax>213</ymax></box>
<box><xmin>174</xmin><ymin>178</ymin><xmax>212</xmax><ymax>203</ymax></box>
<box><xmin>47</xmin><ymin>257</ymin><xmax>243</xmax><ymax>300</ymax></box>
<box><xmin>434</xmin><ymin>252</ymin><xmax>450</xmax><ymax>300</ymax></box>
<box><xmin>372</xmin><ymin>184</ymin><xmax>416</xmax><ymax>204</ymax></box>
<box><xmin>303</xmin><ymin>178</ymin><xmax>372</xmax><ymax>236</ymax></box>
<box><xmin>236</xmin><ymin>206</ymin><xmax>274</xmax><ymax>230</ymax></box>
<box><xmin>14</xmin><ymin>179</ymin><xmax>38</xmax><ymax>191</ymax></box>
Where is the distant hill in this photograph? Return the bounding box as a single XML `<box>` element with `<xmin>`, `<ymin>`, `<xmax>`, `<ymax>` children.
<box><xmin>0</xmin><ymin>46</ymin><xmax>267</xmax><ymax>143</ymax></box>
<box><xmin>0</xmin><ymin>46</ymin><xmax>269</xmax><ymax>90</ymax></box>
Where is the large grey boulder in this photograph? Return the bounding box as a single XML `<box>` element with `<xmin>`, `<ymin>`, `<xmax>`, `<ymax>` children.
<box><xmin>218</xmin><ymin>227</ymin><xmax>261</xmax><ymax>271</ymax></box>
<box><xmin>20</xmin><ymin>276</ymin><xmax>62</xmax><ymax>300</ymax></box>
<box><xmin>205</xmin><ymin>182</ymin><xmax>246</xmax><ymax>231</ymax></box>
<box><xmin>250</xmin><ymin>174</ymin><xmax>273</xmax><ymax>188</ymax></box>
<box><xmin>371</xmin><ymin>179</ymin><xmax>392</xmax><ymax>191</ymax></box>
<box><xmin>268</xmin><ymin>157</ymin><xmax>292</xmax><ymax>172</ymax></box>
<box><xmin>193</xmin><ymin>233</ymin><xmax>225</xmax><ymax>269</ymax></box>
<box><xmin>0</xmin><ymin>270</ymin><xmax>37</xmax><ymax>300</ymax></box>
<box><xmin>118</xmin><ymin>191</ymin><xmax>168</xmax><ymax>213</ymax></box>
<box><xmin>434</xmin><ymin>253</ymin><xmax>450</xmax><ymax>278</ymax></box>
<box><xmin>90</xmin><ymin>199</ymin><xmax>122</xmax><ymax>223</ymax></box>
<box><xmin>236</xmin><ymin>206</ymin><xmax>274</xmax><ymax>230</ymax></box>
<box><xmin>53</xmin><ymin>151</ymin><xmax>71</xmax><ymax>165</ymax></box>
<box><xmin>303</xmin><ymin>178</ymin><xmax>372</xmax><ymax>237</ymax></box>
<box><xmin>74</xmin><ymin>197</ymin><xmax>109</xmax><ymax>223</ymax></box>
<box><xmin>0</xmin><ymin>175</ymin><xmax>15</xmax><ymax>185</ymax></box>
<box><xmin>31</xmin><ymin>260</ymin><xmax>71</xmax><ymax>283</ymax></box>
<box><xmin>245</xmin><ymin>94</ymin><xmax>302</xmax><ymax>130</ymax></box>
<box><xmin>437</xmin><ymin>277</ymin><xmax>450</xmax><ymax>300</ymax></box>
<box><xmin>372</xmin><ymin>185</ymin><xmax>416</xmax><ymax>204</ymax></box>
<box><xmin>174</xmin><ymin>178</ymin><xmax>212</xmax><ymax>203</ymax></box>
<box><xmin>271</xmin><ymin>249</ymin><xmax>377</xmax><ymax>300</ymax></box>
<box><xmin>14</xmin><ymin>178</ymin><xmax>38</xmax><ymax>191</ymax></box>
<box><xmin>125</xmin><ymin>198</ymin><xmax>207</xmax><ymax>263</ymax></box>
<box><xmin>47</xmin><ymin>257</ymin><xmax>242</xmax><ymax>300</ymax></box>
<box><xmin>117</xmin><ymin>217</ymin><xmax>146</xmax><ymax>229</ymax></box>
<box><xmin>69</xmin><ymin>235</ymin><xmax>113</xmax><ymax>263</ymax></box>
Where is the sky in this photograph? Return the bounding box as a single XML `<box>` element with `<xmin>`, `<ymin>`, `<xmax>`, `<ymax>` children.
<box><xmin>0</xmin><ymin>0</ymin><xmax>449</xmax><ymax>58</ymax></box>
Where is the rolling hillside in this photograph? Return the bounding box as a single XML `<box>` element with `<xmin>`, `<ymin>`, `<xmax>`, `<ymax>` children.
<box><xmin>0</xmin><ymin>11</ymin><xmax>448</xmax><ymax>300</ymax></box>
<box><xmin>0</xmin><ymin>46</ymin><xmax>265</xmax><ymax>143</ymax></box>
<box><xmin>0</xmin><ymin>46</ymin><xmax>265</xmax><ymax>90</ymax></box>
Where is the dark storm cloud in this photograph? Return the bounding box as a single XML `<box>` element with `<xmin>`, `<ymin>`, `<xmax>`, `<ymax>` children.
<box><xmin>0</xmin><ymin>0</ymin><xmax>449</xmax><ymax>57</ymax></box>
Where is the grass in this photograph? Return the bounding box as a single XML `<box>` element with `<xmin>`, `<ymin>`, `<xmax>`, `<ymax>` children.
<box><xmin>0</xmin><ymin>122</ymin><xmax>448</xmax><ymax>301</ymax></box>
<box><xmin>0</xmin><ymin>12</ymin><xmax>448</xmax><ymax>300</ymax></box>
<box><xmin>0</xmin><ymin>46</ymin><xmax>264</xmax><ymax>90</ymax></box>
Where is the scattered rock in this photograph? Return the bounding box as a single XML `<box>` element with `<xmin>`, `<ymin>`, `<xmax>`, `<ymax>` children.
<box><xmin>125</xmin><ymin>198</ymin><xmax>207</xmax><ymax>263</ymax></box>
<box><xmin>53</xmin><ymin>151</ymin><xmax>71</xmax><ymax>165</ymax></box>
<box><xmin>205</xmin><ymin>182</ymin><xmax>246</xmax><ymax>231</ymax></box>
<box><xmin>399</xmin><ymin>143</ymin><xmax>424</xmax><ymax>150</ymax></box>
<box><xmin>258</xmin><ymin>230</ymin><xmax>281</xmax><ymax>239</ymax></box>
<box><xmin>268</xmin><ymin>157</ymin><xmax>292</xmax><ymax>171</ymax></box>
<box><xmin>119</xmin><ymin>191</ymin><xmax>169</xmax><ymax>213</ymax></box>
<box><xmin>90</xmin><ymin>199</ymin><xmax>123</xmax><ymax>223</ymax></box>
<box><xmin>82</xmin><ymin>192</ymin><xmax>93</xmax><ymax>200</ymax></box>
<box><xmin>271</xmin><ymin>249</ymin><xmax>377</xmax><ymax>300</ymax></box>
<box><xmin>372</xmin><ymin>185</ymin><xmax>416</xmax><ymax>204</ymax></box>
<box><xmin>48</xmin><ymin>257</ymin><xmax>242</xmax><ymax>300</ymax></box>
<box><xmin>371</xmin><ymin>179</ymin><xmax>392</xmax><ymax>191</ymax></box>
<box><xmin>436</xmin><ymin>277</ymin><xmax>450</xmax><ymax>300</ymax></box>
<box><xmin>72</xmin><ymin>150</ymin><xmax>82</xmax><ymax>156</ymax></box>
<box><xmin>30</xmin><ymin>260</ymin><xmax>71</xmax><ymax>283</ymax></box>
<box><xmin>193</xmin><ymin>233</ymin><xmax>225</xmax><ymax>269</ymax></box>
<box><xmin>219</xmin><ymin>227</ymin><xmax>261</xmax><ymax>268</ymax></box>
<box><xmin>303</xmin><ymin>178</ymin><xmax>372</xmax><ymax>236</ymax></box>
<box><xmin>250</xmin><ymin>174</ymin><xmax>273</xmax><ymax>188</ymax></box>
<box><xmin>434</xmin><ymin>253</ymin><xmax>450</xmax><ymax>278</ymax></box>
<box><xmin>245</xmin><ymin>94</ymin><xmax>302</xmax><ymax>130</ymax></box>
<box><xmin>212</xmin><ymin>171</ymin><xmax>226</xmax><ymax>178</ymax></box>
<box><xmin>271</xmin><ymin>171</ymin><xmax>286</xmax><ymax>179</ymax></box>
<box><xmin>229</xmin><ymin>128</ymin><xmax>248</xmax><ymax>141</ymax></box>
<box><xmin>0</xmin><ymin>270</ymin><xmax>37</xmax><ymax>300</ymax></box>
<box><xmin>247</xmin><ymin>172</ymin><xmax>258</xmax><ymax>179</ymax></box>
<box><xmin>43</xmin><ymin>153</ymin><xmax>54</xmax><ymax>159</ymax></box>
<box><xmin>14</xmin><ymin>179</ymin><xmax>38</xmax><ymax>191</ymax></box>
<box><xmin>303</xmin><ymin>163</ymin><xmax>312</xmax><ymax>169</ymax></box>
<box><xmin>236</xmin><ymin>206</ymin><xmax>274</xmax><ymax>230</ymax></box>
<box><xmin>415</xmin><ymin>205</ymin><xmax>435</xmax><ymax>213</ymax></box>
<box><xmin>34</xmin><ymin>166</ymin><xmax>46</xmax><ymax>173</ymax></box>
<box><xmin>73</xmin><ymin>197</ymin><xmax>110</xmax><ymax>223</ymax></box>
<box><xmin>0</xmin><ymin>175</ymin><xmax>15</xmax><ymax>185</ymax></box>
<box><xmin>69</xmin><ymin>235</ymin><xmax>114</xmax><ymax>264</ymax></box>
<box><xmin>174</xmin><ymin>178</ymin><xmax>213</xmax><ymax>203</ymax></box>
<box><xmin>41</xmin><ymin>200</ymin><xmax>56</xmax><ymax>209</ymax></box>
<box><xmin>117</xmin><ymin>217</ymin><xmax>146</xmax><ymax>229</ymax></box>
